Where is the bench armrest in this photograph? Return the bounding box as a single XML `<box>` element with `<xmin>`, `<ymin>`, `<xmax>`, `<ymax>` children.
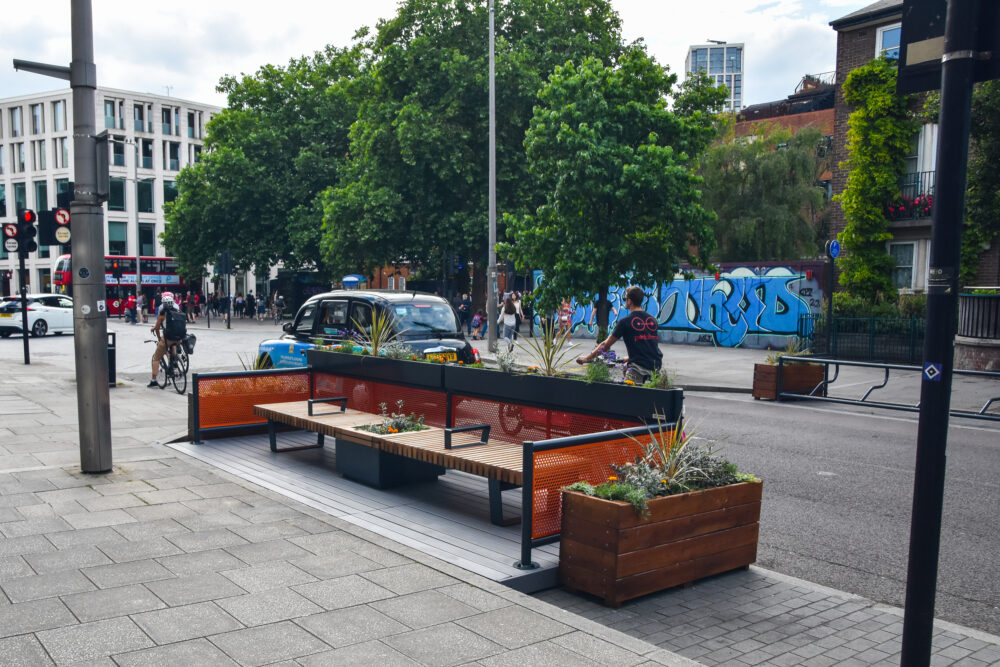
<box><xmin>309</xmin><ymin>397</ymin><xmax>348</xmax><ymax>416</ymax></box>
<box><xmin>444</xmin><ymin>424</ymin><xmax>491</xmax><ymax>450</ymax></box>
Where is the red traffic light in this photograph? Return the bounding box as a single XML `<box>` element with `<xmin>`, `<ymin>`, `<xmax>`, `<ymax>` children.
<box><xmin>23</xmin><ymin>211</ymin><xmax>34</xmax><ymax>223</ymax></box>
<box><xmin>112</xmin><ymin>262</ymin><xmax>119</xmax><ymax>269</ymax></box>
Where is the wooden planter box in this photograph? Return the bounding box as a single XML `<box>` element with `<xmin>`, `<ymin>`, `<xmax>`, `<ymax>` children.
<box><xmin>559</xmin><ymin>482</ymin><xmax>762</xmax><ymax>607</ymax></box>
<box><xmin>752</xmin><ymin>362</ymin><xmax>825</xmax><ymax>400</ymax></box>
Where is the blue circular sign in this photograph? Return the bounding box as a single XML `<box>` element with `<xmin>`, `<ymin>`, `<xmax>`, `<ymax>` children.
<box><xmin>78</xmin><ymin>267</ymin><xmax>91</xmax><ymax>279</ymax></box>
<box><xmin>828</xmin><ymin>240</ymin><xmax>841</xmax><ymax>259</ymax></box>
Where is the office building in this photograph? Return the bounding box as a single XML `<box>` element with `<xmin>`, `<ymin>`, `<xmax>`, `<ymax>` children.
<box><xmin>685</xmin><ymin>42</ymin><xmax>744</xmax><ymax>112</ymax></box>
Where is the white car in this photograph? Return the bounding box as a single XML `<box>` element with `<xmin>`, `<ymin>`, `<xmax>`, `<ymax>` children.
<box><xmin>0</xmin><ymin>293</ymin><xmax>75</xmax><ymax>337</ymax></box>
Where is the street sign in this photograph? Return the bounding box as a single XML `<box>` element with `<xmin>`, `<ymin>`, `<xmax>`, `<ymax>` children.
<box><xmin>55</xmin><ymin>208</ymin><xmax>70</xmax><ymax>225</ymax></box>
<box><xmin>55</xmin><ymin>227</ymin><xmax>71</xmax><ymax>243</ymax></box>
<box><xmin>898</xmin><ymin>0</ymin><xmax>1000</xmax><ymax>94</ymax></box>
<box><xmin>3</xmin><ymin>224</ymin><xmax>17</xmax><ymax>239</ymax></box>
<box><xmin>4</xmin><ymin>238</ymin><xmax>19</xmax><ymax>253</ymax></box>
<box><xmin>826</xmin><ymin>239</ymin><xmax>840</xmax><ymax>259</ymax></box>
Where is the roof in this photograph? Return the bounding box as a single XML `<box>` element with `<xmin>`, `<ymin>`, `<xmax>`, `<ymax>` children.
<box><xmin>307</xmin><ymin>289</ymin><xmax>447</xmax><ymax>304</ymax></box>
<box><xmin>830</xmin><ymin>0</ymin><xmax>903</xmax><ymax>30</ymax></box>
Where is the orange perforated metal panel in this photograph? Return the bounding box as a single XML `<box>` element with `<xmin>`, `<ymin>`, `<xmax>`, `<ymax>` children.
<box><xmin>452</xmin><ymin>394</ymin><xmax>639</xmax><ymax>445</ymax></box>
<box><xmin>313</xmin><ymin>373</ymin><xmax>448</xmax><ymax>428</ymax></box>
<box><xmin>197</xmin><ymin>371</ymin><xmax>311</xmax><ymax>429</ymax></box>
<box><xmin>530</xmin><ymin>434</ymin><xmax>651</xmax><ymax>539</ymax></box>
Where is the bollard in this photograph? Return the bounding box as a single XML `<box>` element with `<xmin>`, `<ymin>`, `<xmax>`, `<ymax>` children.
<box><xmin>107</xmin><ymin>331</ymin><xmax>116</xmax><ymax>387</ymax></box>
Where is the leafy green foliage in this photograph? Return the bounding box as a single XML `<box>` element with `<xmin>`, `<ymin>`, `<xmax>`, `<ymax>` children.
<box><xmin>583</xmin><ymin>358</ymin><xmax>612</xmax><ymax>384</ymax></box>
<box><xmin>642</xmin><ymin>369</ymin><xmax>674</xmax><ymax>390</ymax></box>
<box><xmin>835</xmin><ymin>58</ymin><xmax>917</xmax><ymax>304</ymax></box>
<box><xmin>501</xmin><ymin>48</ymin><xmax>725</xmax><ymax>331</ymax></box>
<box><xmin>356</xmin><ymin>400</ymin><xmax>427</xmax><ymax>435</ymax></box>
<box><xmin>700</xmin><ymin>125</ymin><xmax>827</xmax><ymax>261</ymax></box>
<box><xmin>163</xmin><ymin>45</ymin><xmax>363</xmax><ymax>280</ymax></box>
<box><xmin>521</xmin><ymin>320</ymin><xmax>577</xmax><ymax>376</ymax></box>
<box><xmin>961</xmin><ymin>81</ymin><xmax>1000</xmax><ymax>285</ymax></box>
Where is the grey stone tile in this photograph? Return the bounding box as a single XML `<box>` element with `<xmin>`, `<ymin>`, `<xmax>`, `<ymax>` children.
<box><xmin>0</xmin><ymin>555</ymin><xmax>35</xmax><ymax>581</ymax></box>
<box><xmin>456</xmin><ymin>606</ymin><xmax>573</xmax><ymax>650</ymax></box>
<box><xmin>189</xmin><ymin>483</ymin><xmax>256</xmax><ymax>500</ymax></box>
<box><xmin>371</xmin><ymin>590</ymin><xmax>480</xmax><ymax>629</ymax></box>
<box><xmin>438</xmin><ymin>583</ymin><xmax>514</xmax><ymax>612</ymax></box>
<box><xmin>47</xmin><ymin>526</ymin><xmax>125</xmax><ymax>549</ymax></box>
<box><xmin>1</xmin><ymin>516</ymin><xmax>71</xmax><ymax>537</ymax></box>
<box><xmin>351</xmin><ymin>542</ymin><xmax>413</xmax><ymax>567</ymax></box>
<box><xmin>145</xmin><ymin>572</ymin><xmax>246</xmax><ymax>606</ymax></box>
<box><xmin>0</xmin><ymin>633</ymin><xmax>53</xmax><ymax>666</ymax></box>
<box><xmin>296</xmin><ymin>605</ymin><xmax>411</xmax><ymax>647</ymax></box>
<box><xmin>82</xmin><ymin>559</ymin><xmax>175</xmax><ymax>588</ymax></box>
<box><xmin>33</xmin><ymin>487</ymin><xmax>102</xmax><ymax>505</ymax></box>
<box><xmin>0</xmin><ymin>597</ymin><xmax>76</xmax><ymax>638</ymax></box>
<box><xmin>124</xmin><ymin>502</ymin><xmax>197</xmax><ymax>522</ymax></box>
<box><xmin>157</xmin><ymin>548</ymin><xmax>245</xmax><ymax>576</ymax></box>
<box><xmin>94</xmin><ymin>481</ymin><xmax>155</xmax><ymax>496</ymax></box>
<box><xmin>62</xmin><ymin>509</ymin><xmax>137</xmax><ymax>530</ymax></box>
<box><xmin>97</xmin><ymin>536</ymin><xmax>183</xmax><ymax>563</ymax></box>
<box><xmin>221</xmin><ymin>561</ymin><xmax>317</xmax><ymax>593</ymax></box>
<box><xmin>216</xmin><ymin>587</ymin><xmax>323</xmax><ymax>626</ymax></box>
<box><xmin>182</xmin><ymin>497</ymin><xmax>255</xmax><ymax>516</ymax></box>
<box><xmin>112</xmin><ymin>518</ymin><xmax>189</xmax><ymax>541</ymax></box>
<box><xmin>78</xmin><ymin>493</ymin><xmax>146</xmax><ymax>512</ymax></box>
<box><xmin>132</xmin><ymin>601</ymin><xmax>243</xmax><ymax>644</ymax></box>
<box><xmin>167</xmin><ymin>528</ymin><xmax>248</xmax><ymax>553</ymax></box>
<box><xmin>2</xmin><ymin>569</ymin><xmax>95</xmax><ymax>602</ymax></box>
<box><xmin>113</xmin><ymin>637</ymin><xmax>239</xmax><ymax>667</ymax></box>
<box><xmin>62</xmin><ymin>584</ymin><xmax>166</xmax><ymax>622</ymax></box>
<box><xmin>0</xmin><ymin>492</ymin><xmax>40</xmax><ymax>508</ymax></box>
<box><xmin>209</xmin><ymin>620</ymin><xmax>331</xmax><ymax>666</ymax></box>
<box><xmin>145</xmin><ymin>474</ymin><xmax>206</xmax><ymax>490</ymax></box>
<box><xmin>291</xmin><ymin>552</ymin><xmax>381</xmax><ymax>579</ymax></box>
<box><xmin>36</xmin><ymin>617</ymin><xmax>154</xmax><ymax>664</ymax></box>
<box><xmin>479</xmin><ymin>641</ymin><xmax>605</xmax><ymax>666</ymax></box>
<box><xmin>360</xmin><ymin>563</ymin><xmax>457</xmax><ymax>595</ymax></box>
<box><xmin>551</xmin><ymin>631</ymin><xmax>649</xmax><ymax>666</ymax></box>
<box><xmin>292</xmin><ymin>574</ymin><xmax>395</xmax><ymax>610</ymax></box>
<box><xmin>136</xmin><ymin>488</ymin><xmax>201</xmax><ymax>505</ymax></box>
<box><xmin>297</xmin><ymin>639</ymin><xmax>420</xmax><ymax>667</ymax></box>
<box><xmin>229</xmin><ymin>520</ymin><xmax>309</xmax><ymax>543</ymax></box>
<box><xmin>289</xmin><ymin>531</ymin><xmax>376</xmax><ymax>556</ymax></box>
<box><xmin>224</xmin><ymin>538</ymin><xmax>311</xmax><ymax>564</ymax></box>
<box><xmin>385</xmin><ymin>622</ymin><xmax>504</xmax><ymax>667</ymax></box>
<box><xmin>0</xmin><ymin>534</ymin><xmax>54</xmax><ymax>557</ymax></box>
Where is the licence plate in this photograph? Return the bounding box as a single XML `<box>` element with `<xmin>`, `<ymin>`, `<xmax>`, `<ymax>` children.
<box><xmin>426</xmin><ymin>352</ymin><xmax>457</xmax><ymax>362</ymax></box>
<box><xmin>0</xmin><ymin>313</ymin><xmax>11</xmax><ymax>318</ymax></box>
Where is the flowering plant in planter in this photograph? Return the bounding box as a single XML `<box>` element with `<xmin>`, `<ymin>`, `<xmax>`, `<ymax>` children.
<box><xmin>355</xmin><ymin>400</ymin><xmax>428</xmax><ymax>435</ymax></box>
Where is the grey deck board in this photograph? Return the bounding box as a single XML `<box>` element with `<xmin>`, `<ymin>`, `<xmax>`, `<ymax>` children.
<box><xmin>169</xmin><ymin>431</ymin><xmax>559</xmax><ymax>583</ymax></box>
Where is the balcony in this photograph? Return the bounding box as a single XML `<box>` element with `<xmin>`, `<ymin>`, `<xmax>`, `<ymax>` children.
<box><xmin>141</xmin><ymin>156</ymin><xmax>153</xmax><ymax>169</ymax></box>
<box><xmin>886</xmin><ymin>171</ymin><xmax>935</xmax><ymax>221</ymax></box>
<box><xmin>104</xmin><ymin>115</ymin><xmax>116</xmax><ymax>129</ymax></box>
<box><xmin>162</xmin><ymin>123</ymin><xmax>172</xmax><ymax>135</ymax></box>
<box><xmin>168</xmin><ymin>159</ymin><xmax>179</xmax><ymax>171</ymax></box>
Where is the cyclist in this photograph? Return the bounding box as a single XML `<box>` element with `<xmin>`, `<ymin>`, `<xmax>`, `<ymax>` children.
<box><xmin>575</xmin><ymin>285</ymin><xmax>662</xmax><ymax>384</ymax></box>
<box><xmin>148</xmin><ymin>292</ymin><xmax>186</xmax><ymax>388</ymax></box>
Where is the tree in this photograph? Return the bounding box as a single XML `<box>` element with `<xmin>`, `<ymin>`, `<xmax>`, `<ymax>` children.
<box><xmin>500</xmin><ymin>48</ymin><xmax>726</xmax><ymax>336</ymax></box>
<box><xmin>320</xmin><ymin>0</ymin><xmax>625</xmax><ymax>298</ymax></box>
<box><xmin>163</xmin><ymin>45</ymin><xmax>362</xmax><ymax>280</ymax></box>
<box><xmin>835</xmin><ymin>57</ymin><xmax>917</xmax><ymax>303</ymax></box>
<box><xmin>961</xmin><ymin>80</ymin><xmax>1000</xmax><ymax>285</ymax></box>
<box><xmin>700</xmin><ymin>125</ymin><xmax>827</xmax><ymax>261</ymax></box>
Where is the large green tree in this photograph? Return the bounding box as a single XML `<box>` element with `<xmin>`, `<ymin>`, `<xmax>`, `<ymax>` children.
<box><xmin>501</xmin><ymin>49</ymin><xmax>726</xmax><ymax>335</ymax></box>
<box><xmin>163</xmin><ymin>45</ymin><xmax>362</xmax><ymax>280</ymax></box>
<box><xmin>320</xmin><ymin>0</ymin><xmax>624</xmax><ymax>295</ymax></box>
<box><xmin>961</xmin><ymin>80</ymin><xmax>1000</xmax><ymax>285</ymax></box>
<box><xmin>835</xmin><ymin>57</ymin><xmax>916</xmax><ymax>303</ymax></box>
<box><xmin>700</xmin><ymin>125</ymin><xmax>827</xmax><ymax>261</ymax></box>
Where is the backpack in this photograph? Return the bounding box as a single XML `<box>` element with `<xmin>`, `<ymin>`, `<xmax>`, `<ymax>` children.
<box><xmin>164</xmin><ymin>308</ymin><xmax>187</xmax><ymax>340</ymax></box>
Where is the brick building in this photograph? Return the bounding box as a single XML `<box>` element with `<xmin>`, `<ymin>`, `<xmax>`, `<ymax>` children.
<box><xmin>830</xmin><ymin>0</ymin><xmax>1000</xmax><ymax>289</ymax></box>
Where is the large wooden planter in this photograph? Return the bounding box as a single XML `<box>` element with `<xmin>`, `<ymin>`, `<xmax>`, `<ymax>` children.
<box><xmin>559</xmin><ymin>481</ymin><xmax>762</xmax><ymax>607</ymax></box>
<box><xmin>752</xmin><ymin>362</ymin><xmax>825</xmax><ymax>400</ymax></box>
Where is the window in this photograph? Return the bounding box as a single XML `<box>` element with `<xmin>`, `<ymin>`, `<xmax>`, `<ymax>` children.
<box><xmin>10</xmin><ymin>107</ymin><xmax>22</xmax><ymax>137</ymax></box>
<box><xmin>104</xmin><ymin>100</ymin><xmax>116</xmax><ymax>130</ymax></box>
<box><xmin>187</xmin><ymin>111</ymin><xmax>195</xmax><ymax>138</ymax></box>
<box><xmin>139</xmin><ymin>223</ymin><xmax>156</xmax><ymax>256</ymax></box>
<box><xmin>317</xmin><ymin>301</ymin><xmax>349</xmax><ymax>336</ymax></box>
<box><xmin>109</xmin><ymin>177</ymin><xmax>126</xmax><ymax>211</ymax></box>
<box><xmin>38</xmin><ymin>269</ymin><xmax>51</xmax><ymax>292</ymax></box>
<box><xmin>192</xmin><ymin>145</ymin><xmax>202</xmax><ymax>164</ymax></box>
<box><xmin>141</xmin><ymin>139</ymin><xmax>153</xmax><ymax>169</ymax></box>
<box><xmin>0</xmin><ymin>184</ymin><xmax>6</xmax><ymax>217</ymax></box>
<box><xmin>161</xmin><ymin>108</ymin><xmax>172</xmax><ymax>135</ymax></box>
<box><xmin>709</xmin><ymin>47</ymin><xmax>724</xmax><ymax>74</ymax></box>
<box><xmin>34</xmin><ymin>180</ymin><xmax>48</xmax><ymax>210</ymax></box>
<box><xmin>30</xmin><ymin>104</ymin><xmax>44</xmax><ymax>134</ymax></box>
<box><xmin>112</xmin><ymin>136</ymin><xmax>125</xmax><ymax>166</ymax></box>
<box><xmin>14</xmin><ymin>182</ymin><xmax>27</xmax><ymax>210</ymax></box>
<box><xmin>726</xmin><ymin>47</ymin><xmax>742</xmax><ymax>73</ymax></box>
<box><xmin>690</xmin><ymin>48</ymin><xmax>708</xmax><ymax>73</ymax></box>
<box><xmin>0</xmin><ymin>145</ymin><xmax>5</xmax><ymax>175</ymax></box>
<box><xmin>889</xmin><ymin>242</ymin><xmax>915</xmax><ymax>289</ymax></box>
<box><xmin>878</xmin><ymin>23</ymin><xmax>901</xmax><ymax>61</ymax></box>
<box><xmin>163</xmin><ymin>180</ymin><xmax>178</xmax><ymax>204</ymax></box>
<box><xmin>294</xmin><ymin>303</ymin><xmax>318</xmax><ymax>335</ymax></box>
<box><xmin>350</xmin><ymin>303</ymin><xmax>374</xmax><ymax>336</ymax></box>
<box><xmin>52</xmin><ymin>100</ymin><xmax>66</xmax><ymax>132</ymax></box>
<box><xmin>137</xmin><ymin>179</ymin><xmax>154</xmax><ymax>212</ymax></box>
<box><xmin>164</xmin><ymin>141</ymin><xmax>180</xmax><ymax>171</ymax></box>
<box><xmin>32</xmin><ymin>140</ymin><xmax>46</xmax><ymax>170</ymax></box>
<box><xmin>54</xmin><ymin>137</ymin><xmax>69</xmax><ymax>169</ymax></box>
<box><xmin>133</xmin><ymin>104</ymin><xmax>145</xmax><ymax>132</ymax></box>
<box><xmin>55</xmin><ymin>178</ymin><xmax>70</xmax><ymax>206</ymax></box>
<box><xmin>13</xmin><ymin>142</ymin><xmax>25</xmax><ymax>172</ymax></box>
<box><xmin>108</xmin><ymin>221</ymin><xmax>127</xmax><ymax>255</ymax></box>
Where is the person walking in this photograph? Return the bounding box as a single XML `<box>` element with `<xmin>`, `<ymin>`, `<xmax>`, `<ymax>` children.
<box><xmin>575</xmin><ymin>285</ymin><xmax>662</xmax><ymax>384</ymax></box>
<box><xmin>497</xmin><ymin>296</ymin><xmax>517</xmax><ymax>353</ymax></box>
<box><xmin>458</xmin><ymin>293</ymin><xmax>472</xmax><ymax>335</ymax></box>
<box><xmin>512</xmin><ymin>292</ymin><xmax>523</xmax><ymax>340</ymax></box>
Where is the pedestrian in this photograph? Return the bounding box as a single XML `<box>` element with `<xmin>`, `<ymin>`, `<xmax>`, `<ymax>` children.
<box><xmin>257</xmin><ymin>295</ymin><xmax>266</xmax><ymax>321</ymax></box>
<box><xmin>125</xmin><ymin>292</ymin><xmax>137</xmax><ymax>324</ymax></box>
<box><xmin>194</xmin><ymin>292</ymin><xmax>201</xmax><ymax>319</ymax></box>
<box><xmin>576</xmin><ymin>285</ymin><xmax>662</xmax><ymax>384</ymax></box>
<box><xmin>512</xmin><ymin>292</ymin><xmax>523</xmax><ymax>340</ymax></box>
<box><xmin>559</xmin><ymin>299</ymin><xmax>574</xmax><ymax>340</ymax></box>
<box><xmin>522</xmin><ymin>292</ymin><xmax>535</xmax><ymax>338</ymax></box>
<box><xmin>246</xmin><ymin>293</ymin><xmax>255</xmax><ymax>322</ymax></box>
<box><xmin>470</xmin><ymin>310</ymin><xmax>484</xmax><ymax>340</ymax></box>
<box><xmin>187</xmin><ymin>291</ymin><xmax>196</xmax><ymax>323</ymax></box>
<box><xmin>458</xmin><ymin>293</ymin><xmax>472</xmax><ymax>335</ymax></box>
<box><xmin>498</xmin><ymin>296</ymin><xmax>517</xmax><ymax>353</ymax></box>
<box><xmin>137</xmin><ymin>291</ymin><xmax>147</xmax><ymax>324</ymax></box>
<box><xmin>154</xmin><ymin>289</ymin><xmax>162</xmax><ymax>314</ymax></box>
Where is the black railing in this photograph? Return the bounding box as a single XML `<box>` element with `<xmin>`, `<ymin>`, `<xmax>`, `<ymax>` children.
<box><xmin>888</xmin><ymin>171</ymin><xmax>935</xmax><ymax>220</ymax></box>
<box><xmin>958</xmin><ymin>293</ymin><xmax>1000</xmax><ymax>339</ymax></box>
<box><xmin>800</xmin><ymin>315</ymin><xmax>925</xmax><ymax>363</ymax></box>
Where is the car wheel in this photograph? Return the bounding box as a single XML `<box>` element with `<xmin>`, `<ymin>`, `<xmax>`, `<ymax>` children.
<box><xmin>54</xmin><ymin>331</ymin><xmax>64</xmax><ymax>336</ymax></box>
<box><xmin>0</xmin><ymin>331</ymin><xmax>10</xmax><ymax>338</ymax></box>
<box><xmin>31</xmin><ymin>320</ymin><xmax>48</xmax><ymax>337</ymax></box>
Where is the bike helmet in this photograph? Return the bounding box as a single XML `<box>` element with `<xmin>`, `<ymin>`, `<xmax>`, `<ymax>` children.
<box><xmin>161</xmin><ymin>292</ymin><xmax>175</xmax><ymax>307</ymax></box>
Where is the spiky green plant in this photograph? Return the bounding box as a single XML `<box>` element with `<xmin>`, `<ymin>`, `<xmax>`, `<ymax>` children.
<box><xmin>352</xmin><ymin>308</ymin><xmax>400</xmax><ymax>356</ymax></box>
<box><xmin>521</xmin><ymin>320</ymin><xmax>577</xmax><ymax>376</ymax></box>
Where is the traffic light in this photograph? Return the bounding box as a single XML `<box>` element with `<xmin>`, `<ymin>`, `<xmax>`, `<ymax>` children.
<box><xmin>111</xmin><ymin>261</ymin><xmax>123</xmax><ymax>281</ymax></box>
<box><xmin>17</xmin><ymin>209</ymin><xmax>37</xmax><ymax>255</ymax></box>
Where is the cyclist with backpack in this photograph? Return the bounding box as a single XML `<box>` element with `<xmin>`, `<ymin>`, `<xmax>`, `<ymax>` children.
<box><xmin>148</xmin><ymin>292</ymin><xmax>187</xmax><ymax>388</ymax></box>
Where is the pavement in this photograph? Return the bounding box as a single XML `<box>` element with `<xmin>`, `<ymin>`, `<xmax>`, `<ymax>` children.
<box><xmin>0</xmin><ymin>328</ymin><xmax>998</xmax><ymax>665</ymax></box>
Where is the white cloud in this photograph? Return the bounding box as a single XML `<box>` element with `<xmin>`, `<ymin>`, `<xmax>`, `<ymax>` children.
<box><xmin>2</xmin><ymin>0</ymin><xmax>864</xmax><ymax>107</ymax></box>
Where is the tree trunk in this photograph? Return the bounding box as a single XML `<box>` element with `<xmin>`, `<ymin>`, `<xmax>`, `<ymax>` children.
<box><xmin>597</xmin><ymin>284</ymin><xmax>610</xmax><ymax>340</ymax></box>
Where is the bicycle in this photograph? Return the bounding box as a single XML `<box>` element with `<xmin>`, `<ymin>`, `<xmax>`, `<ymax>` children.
<box><xmin>145</xmin><ymin>339</ymin><xmax>187</xmax><ymax>394</ymax></box>
<box><xmin>272</xmin><ymin>303</ymin><xmax>284</xmax><ymax>325</ymax></box>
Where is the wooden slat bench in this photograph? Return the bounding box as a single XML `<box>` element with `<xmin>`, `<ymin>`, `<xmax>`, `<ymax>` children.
<box><xmin>254</xmin><ymin>399</ymin><xmax>523</xmax><ymax>525</ymax></box>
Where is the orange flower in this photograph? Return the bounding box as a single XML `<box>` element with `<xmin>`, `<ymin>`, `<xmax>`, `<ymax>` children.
<box><xmin>608</xmin><ymin>475</ymin><xmax>618</xmax><ymax>481</ymax></box>
<box><xmin>458</xmin><ymin>361</ymin><xmax>464</xmax><ymax>364</ymax></box>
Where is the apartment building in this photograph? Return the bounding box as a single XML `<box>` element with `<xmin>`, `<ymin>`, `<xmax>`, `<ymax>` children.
<box><xmin>0</xmin><ymin>87</ymin><xmax>221</xmax><ymax>296</ymax></box>
<box><xmin>685</xmin><ymin>42</ymin><xmax>744</xmax><ymax>112</ymax></box>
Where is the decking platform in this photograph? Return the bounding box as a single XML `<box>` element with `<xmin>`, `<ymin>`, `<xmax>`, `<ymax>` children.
<box><xmin>167</xmin><ymin>430</ymin><xmax>559</xmax><ymax>590</ymax></box>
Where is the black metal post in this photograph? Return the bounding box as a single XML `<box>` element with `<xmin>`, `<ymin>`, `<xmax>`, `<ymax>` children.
<box><xmin>826</xmin><ymin>254</ymin><xmax>834</xmax><ymax>356</ymax></box>
<box><xmin>18</xmin><ymin>257</ymin><xmax>30</xmax><ymax>364</ymax></box>
<box><xmin>902</xmin><ymin>1</ymin><xmax>979</xmax><ymax>663</ymax></box>
<box><xmin>515</xmin><ymin>441</ymin><xmax>538</xmax><ymax>569</ymax></box>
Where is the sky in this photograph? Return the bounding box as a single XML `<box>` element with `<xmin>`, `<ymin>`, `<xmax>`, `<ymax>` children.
<box><xmin>2</xmin><ymin>0</ymin><xmax>869</xmax><ymax>108</ymax></box>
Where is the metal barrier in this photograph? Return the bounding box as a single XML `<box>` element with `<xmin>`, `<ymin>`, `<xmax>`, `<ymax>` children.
<box><xmin>777</xmin><ymin>356</ymin><xmax>1000</xmax><ymax>422</ymax></box>
<box><xmin>800</xmin><ymin>314</ymin><xmax>925</xmax><ymax>363</ymax></box>
<box><xmin>958</xmin><ymin>293</ymin><xmax>1000</xmax><ymax>339</ymax></box>
<box><xmin>191</xmin><ymin>367</ymin><xmax>312</xmax><ymax>443</ymax></box>
<box><xmin>516</xmin><ymin>424</ymin><xmax>657</xmax><ymax>569</ymax></box>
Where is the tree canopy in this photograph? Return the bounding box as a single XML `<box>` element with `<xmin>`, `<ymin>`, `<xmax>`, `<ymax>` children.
<box><xmin>962</xmin><ymin>80</ymin><xmax>1000</xmax><ymax>285</ymax></box>
<box><xmin>700</xmin><ymin>124</ymin><xmax>827</xmax><ymax>262</ymax></box>
<box><xmin>500</xmin><ymin>49</ymin><xmax>726</xmax><ymax>334</ymax></box>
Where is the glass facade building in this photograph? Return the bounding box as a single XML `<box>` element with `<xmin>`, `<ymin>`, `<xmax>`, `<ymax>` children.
<box><xmin>685</xmin><ymin>42</ymin><xmax>744</xmax><ymax>112</ymax></box>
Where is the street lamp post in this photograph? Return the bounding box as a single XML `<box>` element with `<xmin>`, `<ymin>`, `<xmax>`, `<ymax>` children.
<box><xmin>486</xmin><ymin>0</ymin><xmax>498</xmax><ymax>353</ymax></box>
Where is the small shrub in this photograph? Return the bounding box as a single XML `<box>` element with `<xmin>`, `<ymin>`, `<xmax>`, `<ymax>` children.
<box><xmin>642</xmin><ymin>369</ymin><xmax>674</xmax><ymax>389</ymax></box>
<box><xmin>381</xmin><ymin>341</ymin><xmax>417</xmax><ymax>360</ymax></box>
<box><xmin>496</xmin><ymin>348</ymin><xmax>518</xmax><ymax>374</ymax></box>
<box><xmin>898</xmin><ymin>293</ymin><xmax>927</xmax><ymax>318</ymax></box>
<box><xmin>356</xmin><ymin>400</ymin><xmax>427</xmax><ymax>435</ymax></box>
<box><xmin>584</xmin><ymin>358</ymin><xmax>612</xmax><ymax>384</ymax></box>
<box><xmin>765</xmin><ymin>337</ymin><xmax>810</xmax><ymax>365</ymax></box>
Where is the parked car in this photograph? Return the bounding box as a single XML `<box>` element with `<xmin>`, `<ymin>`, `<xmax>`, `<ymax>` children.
<box><xmin>258</xmin><ymin>290</ymin><xmax>480</xmax><ymax>368</ymax></box>
<box><xmin>0</xmin><ymin>293</ymin><xmax>75</xmax><ymax>338</ymax></box>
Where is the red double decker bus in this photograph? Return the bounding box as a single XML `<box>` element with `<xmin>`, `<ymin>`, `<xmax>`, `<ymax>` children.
<box><xmin>52</xmin><ymin>254</ymin><xmax>187</xmax><ymax>315</ymax></box>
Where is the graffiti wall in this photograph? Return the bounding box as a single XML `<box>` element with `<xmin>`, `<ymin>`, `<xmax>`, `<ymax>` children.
<box><xmin>533</xmin><ymin>264</ymin><xmax>824</xmax><ymax>349</ymax></box>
